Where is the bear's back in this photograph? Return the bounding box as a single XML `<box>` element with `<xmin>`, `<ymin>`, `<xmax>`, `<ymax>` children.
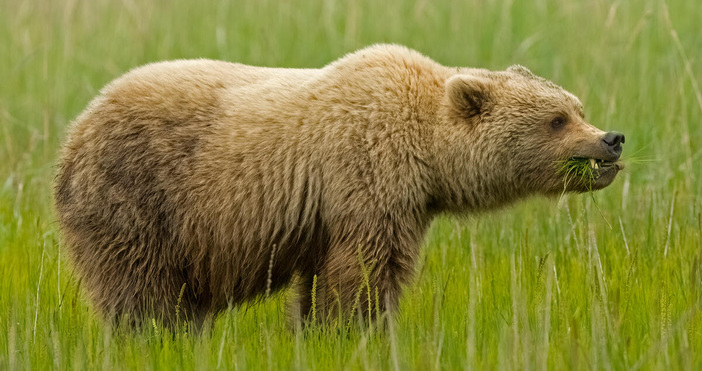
<box><xmin>95</xmin><ymin>60</ymin><xmax>321</xmax><ymax>122</ymax></box>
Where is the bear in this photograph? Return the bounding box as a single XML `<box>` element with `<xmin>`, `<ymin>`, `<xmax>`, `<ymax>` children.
<box><xmin>54</xmin><ymin>44</ymin><xmax>625</xmax><ymax>327</ymax></box>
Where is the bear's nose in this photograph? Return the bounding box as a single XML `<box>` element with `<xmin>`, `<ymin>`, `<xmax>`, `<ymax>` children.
<box><xmin>602</xmin><ymin>131</ymin><xmax>625</xmax><ymax>159</ymax></box>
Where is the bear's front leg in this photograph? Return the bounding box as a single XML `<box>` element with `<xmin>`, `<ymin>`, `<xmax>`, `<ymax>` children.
<box><xmin>297</xmin><ymin>226</ymin><xmax>421</xmax><ymax>328</ymax></box>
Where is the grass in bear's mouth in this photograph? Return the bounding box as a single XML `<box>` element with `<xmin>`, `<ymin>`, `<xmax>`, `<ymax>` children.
<box><xmin>557</xmin><ymin>156</ymin><xmax>620</xmax><ymax>192</ymax></box>
<box><xmin>557</xmin><ymin>157</ymin><xmax>600</xmax><ymax>190</ymax></box>
<box><xmin>557</xmin><ymin>157</ymin><xmax>621</xmax><ymax>230</ymax></box>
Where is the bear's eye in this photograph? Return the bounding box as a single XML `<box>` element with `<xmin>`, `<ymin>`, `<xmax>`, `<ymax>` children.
<box><xmin>550</xmin><ymin>117</ymin><xmax>567</xmax><ymax>129</ymax></box>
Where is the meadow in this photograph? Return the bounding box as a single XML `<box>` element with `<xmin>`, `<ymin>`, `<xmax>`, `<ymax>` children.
<box><xmin>1</xmin><ymin>0</ymin><xmax>701</xmax><ymax>369</ymax></box>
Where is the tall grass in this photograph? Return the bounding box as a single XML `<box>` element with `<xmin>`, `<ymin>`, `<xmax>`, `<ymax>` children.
<box><xmin>1</xmin><ymin>0</ymin><xmax>701</xmax><ymax>369</ymax></box>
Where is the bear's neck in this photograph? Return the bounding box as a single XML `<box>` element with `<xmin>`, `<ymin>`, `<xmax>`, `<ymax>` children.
<box><xmin>423</xmin><ymin>108</ymin><xmax>529</xmax><ymax>215</ymax></box>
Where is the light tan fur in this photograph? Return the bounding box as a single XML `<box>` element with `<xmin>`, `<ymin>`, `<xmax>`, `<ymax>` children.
<box><xmin>55</xmin><ymin>44</ymin><xmax>622</xmax><ymax>326</ymax></box>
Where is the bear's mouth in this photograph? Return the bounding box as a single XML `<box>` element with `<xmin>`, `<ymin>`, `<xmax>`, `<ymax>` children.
<box><xmin>573</xmin><ymin>157</ymin><xmax>625</xmax><ymax>173</ymax></box>
<box><xmin>558</xmin><ymin>157</ymin><xmax>624</xmax><ymax>192</ymax></box>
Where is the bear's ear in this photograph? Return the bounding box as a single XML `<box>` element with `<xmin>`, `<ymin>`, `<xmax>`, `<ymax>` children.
<box><xmin>445</xmin><ymin>75</ymin><xmax>494</xmax><ymax>120</ymax></box>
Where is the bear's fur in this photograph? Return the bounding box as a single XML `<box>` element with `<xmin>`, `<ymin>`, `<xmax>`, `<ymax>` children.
<box><xmin>55</xmin><ymin>44</ymin><xmax>623</xmax><ymax>326</ymax></box>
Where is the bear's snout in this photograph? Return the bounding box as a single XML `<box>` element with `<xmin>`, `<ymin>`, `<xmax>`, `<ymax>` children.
<box><xmin>601</xmin><ymin>131</ymin><xmax>625</xmax><ymax>161</ymax></box>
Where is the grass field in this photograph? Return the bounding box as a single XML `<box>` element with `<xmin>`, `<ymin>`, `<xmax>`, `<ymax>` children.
<box><xmin>1</xmin><ymin>0</ymin><xmax>701</xmax><ymax>369</ymax></box>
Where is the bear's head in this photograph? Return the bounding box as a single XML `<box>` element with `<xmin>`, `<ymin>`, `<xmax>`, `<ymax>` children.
<box><xmin>436</xmin><ymin>65</ymin><xmax>624</xmax><ymax>210</ymax></box>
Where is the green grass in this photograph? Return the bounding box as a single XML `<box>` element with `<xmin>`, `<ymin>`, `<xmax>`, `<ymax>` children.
<box><xmin>1</xmin><ymin>0</ymin><xmax>701</xmax><ymax>369</ymax></box>
<box><xmin>558</xmin><ymin>158</ymin><xmax>597</xmax><ymax>190</ymax></box>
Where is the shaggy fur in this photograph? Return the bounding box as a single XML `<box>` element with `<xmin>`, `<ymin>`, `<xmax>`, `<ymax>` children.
<box><xmin>55</xmin><ymin>44</ymin><xmax>623</xmax><ymax>326</ymax></box>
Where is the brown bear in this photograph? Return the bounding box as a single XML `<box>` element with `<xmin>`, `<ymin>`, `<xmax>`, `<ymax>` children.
<box><xmin>54</xmin><ymin>44</ymin><xmax>625</xmax><ymax>327</ymax></box>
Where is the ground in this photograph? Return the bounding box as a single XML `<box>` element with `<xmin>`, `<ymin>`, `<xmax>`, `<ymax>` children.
<box><xmin>1</xmin><ymin>0</ymin><xmax>702</xmax><ymax>369</ymax></box>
